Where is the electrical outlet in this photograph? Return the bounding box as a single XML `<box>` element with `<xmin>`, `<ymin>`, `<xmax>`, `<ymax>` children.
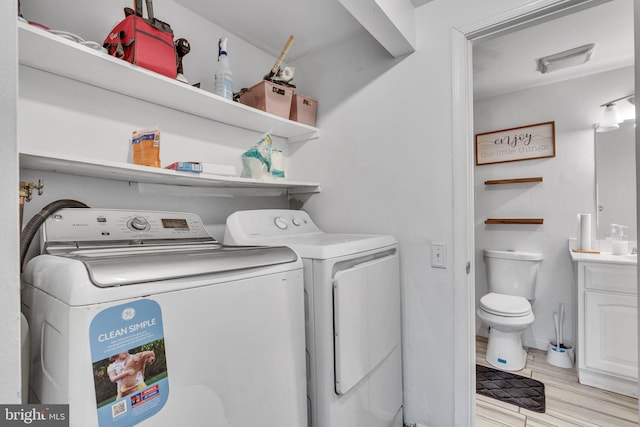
<box><xmin>431</xmin><ymin>242</ymin><xmax>446</xmax><ymax>268</ymax></box>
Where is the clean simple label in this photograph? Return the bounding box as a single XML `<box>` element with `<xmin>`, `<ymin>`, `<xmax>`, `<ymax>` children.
<box><xmin>90</xmin><ymin>300</ymin><xmax>169</xmax><ymax>427</ymax></box>
<box><xmin>0</xmin><ymin>405</ymin><xmax>68</xmax><ymax>426</ymax></box>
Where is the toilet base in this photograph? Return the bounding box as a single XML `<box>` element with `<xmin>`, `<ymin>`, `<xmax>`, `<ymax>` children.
<box><xmin>485</xmin><ymin>328</ymin><xmax>527</xmax><ymax>371</ymax></box>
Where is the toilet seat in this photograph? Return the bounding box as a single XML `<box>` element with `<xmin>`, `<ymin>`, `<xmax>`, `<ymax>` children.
<box><xmin>480</xmin><ymin>293</ymin><xmax>531</xmax><ymax>317</ymax></box>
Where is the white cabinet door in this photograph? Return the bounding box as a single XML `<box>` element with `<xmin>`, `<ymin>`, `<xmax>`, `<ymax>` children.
<box><xmin>584</xmin><ymin>291</ymin><xmax>638</xmax><ymax>380</ymax></box>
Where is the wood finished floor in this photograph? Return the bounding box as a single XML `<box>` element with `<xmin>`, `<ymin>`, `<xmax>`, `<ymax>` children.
<box><xmin>475</xmin><ymin>336</ymin><xmax>639</xmax><ymax>427</ymax></box>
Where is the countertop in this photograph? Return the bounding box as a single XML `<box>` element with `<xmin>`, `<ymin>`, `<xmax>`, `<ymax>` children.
<box><xmin>568</xmin><ymin>239</ymin><xmax>637</xmax><ymax>265</ymax></box>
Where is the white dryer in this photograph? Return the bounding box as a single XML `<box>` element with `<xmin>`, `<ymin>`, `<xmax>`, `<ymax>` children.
<box><xmin>225</xmin><ymin>209</ymin><xmax>403</xmax><ymax>427</ymax></box>
<box><xmin>21</xmin><ymin>209</ymin><xmax>307</xmax><ymax>427</ymax></box>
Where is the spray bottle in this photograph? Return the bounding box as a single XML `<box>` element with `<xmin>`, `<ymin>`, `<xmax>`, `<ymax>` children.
<box><xmin>214</xmin><ymin>37</ymin><xmax>233</xmax><ymax>100</ymax></box>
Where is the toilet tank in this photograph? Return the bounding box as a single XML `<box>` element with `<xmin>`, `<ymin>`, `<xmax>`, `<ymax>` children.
<box><xmin>484</xmin><ymin>250</ymin><xmax>543</xmax><ymax>299</ymax></box>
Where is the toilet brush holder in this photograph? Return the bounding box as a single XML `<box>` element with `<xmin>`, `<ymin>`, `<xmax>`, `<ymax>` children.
<box><xmin>546</xmin><ymin>340</ymin><xmax>574</xmax><ymax>368</ymax></box>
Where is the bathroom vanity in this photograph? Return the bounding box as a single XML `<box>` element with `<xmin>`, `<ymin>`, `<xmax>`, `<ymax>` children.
<box><xmin>570</xmin><ymin>243</ymin><xmax>638</xmax><ymax>397</ymax></box>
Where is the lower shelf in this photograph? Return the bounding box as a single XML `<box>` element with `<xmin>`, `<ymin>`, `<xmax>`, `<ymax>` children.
<box><xmin>19</xmin><ymin>151</ymin><xmax>321</xmax><ymax>196</ymax></box>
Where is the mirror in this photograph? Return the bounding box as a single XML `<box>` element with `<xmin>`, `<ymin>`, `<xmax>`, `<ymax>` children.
<box><xmin>595</xmin><ymin>119</ymin><xmax>637</xmax><ymax>241</ymax></box>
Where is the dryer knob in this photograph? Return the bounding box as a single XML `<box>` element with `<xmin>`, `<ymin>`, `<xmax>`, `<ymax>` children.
<box><xmin>274</xmin><ymin>217</ymin><xmax>288</xmax><ymax>230</ymax></box>
<box><xmin>129</xmin><ymin>216</ymin><xmax>150</xmax><ymax>231</ymax></box>
<box><xmin>292</xmin><ymin>218</ymin><xmax>302</xmax><ymax>226</ymax></box>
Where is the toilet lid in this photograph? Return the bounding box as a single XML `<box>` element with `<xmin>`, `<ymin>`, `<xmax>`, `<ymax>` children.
<box><xmin>480</xmin><ymin>293</ymin><xmax>531</xmax><ymax>317</ymax></box>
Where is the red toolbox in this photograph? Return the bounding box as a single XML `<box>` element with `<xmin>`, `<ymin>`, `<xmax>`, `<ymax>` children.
<box><xmin>103</xmin><ymin>0</ymin><xmax>177</xmax><ymax>79</ymax></box>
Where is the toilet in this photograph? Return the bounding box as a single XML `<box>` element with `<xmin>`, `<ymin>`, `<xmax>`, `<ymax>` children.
<box><xmin>477</xmin><ymin>249</ymin><xmax>543</xmax><ymax>371</ymax></box>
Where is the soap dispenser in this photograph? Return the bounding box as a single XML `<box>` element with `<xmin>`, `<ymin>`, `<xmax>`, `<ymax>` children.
<box><xmin>610</xmin><ymin>224</ymin><xmax>629</xmax><ymax>255</ymax></box>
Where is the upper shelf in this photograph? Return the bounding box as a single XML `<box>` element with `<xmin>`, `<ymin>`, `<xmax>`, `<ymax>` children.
<box><xmin>17</xmin><ymin>21</ymin><xmax>320</xmax><ymax>143</ymax></box>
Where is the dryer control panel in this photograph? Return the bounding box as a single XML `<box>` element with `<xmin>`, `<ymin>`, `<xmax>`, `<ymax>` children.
<box><xmin>225</xmin><ymin>209</ymin><xmax>321</xmax><ymax>243</ymax></box>
<box><xmin>41</xmin><ymin>209</ymin><xmax>212</xmax><ymax>244</ymax></box>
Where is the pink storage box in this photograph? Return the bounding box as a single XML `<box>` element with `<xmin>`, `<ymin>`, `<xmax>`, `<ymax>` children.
<box><xmin>238</xmin><ymin>81</ymin><xmax>293</xmax><ymax>119</ymax></box>
<box><xmin>289</xmin><ymin>94</ymin><xmax>318</xmax><ymax>126</ymax></box>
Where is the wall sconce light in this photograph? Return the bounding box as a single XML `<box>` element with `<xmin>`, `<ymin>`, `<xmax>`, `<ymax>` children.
<box><xmin>596</xmin><ymin>94</ymin><xmax>635</xmax><ymax>133</ymax></box>
<box><xmin>537</xmin><ymin>44</ymin><xmax>595</xmax><ymax>74</ymax></box>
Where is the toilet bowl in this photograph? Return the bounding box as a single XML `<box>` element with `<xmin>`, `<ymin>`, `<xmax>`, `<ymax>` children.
<box><xmin>479</xmin><ymin>250</ymin><xmax>542</xmax><ymax>372</ymax></box>
<box><xmin>477</xmin><ymin>293</ymin><xmax>534</xmax><ymax>371</ymax></box>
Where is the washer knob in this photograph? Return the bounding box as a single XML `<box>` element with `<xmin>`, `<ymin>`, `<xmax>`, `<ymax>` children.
<box><xmin>274</xmin><ymin>217</ymin><xmax>288</xmax><ymax>230</ymax></box>
<box><xmin>129</xmin><ymin>216</ymin><xmax>150</xmax><ymax>231</ymax></box>
<box><xmin>292</xmin><ymin>218</ymin><xmax>302</xmax><ymax>226</ymax></box>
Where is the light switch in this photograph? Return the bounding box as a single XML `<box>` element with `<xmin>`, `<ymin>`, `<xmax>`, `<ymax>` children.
<box><xmin>431</xmin><ymin>242</ymin><xmax>446</xmax><ymax>268</ymax></box>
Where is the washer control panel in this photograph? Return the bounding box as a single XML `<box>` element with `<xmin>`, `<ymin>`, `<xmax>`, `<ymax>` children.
<box><xmin>42</xmin><ymin>209</ymin><xmax>211</xmax><ymax>243</ymax></box>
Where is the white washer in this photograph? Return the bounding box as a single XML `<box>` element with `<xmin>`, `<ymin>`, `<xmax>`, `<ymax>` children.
<box><xmin>21</xmin><ymin>209</ymin><xmax>307</xmax><ymax>427</ymax></box>
<box><xmin>224</xmin><ymin>209</ymin><xmax>403</xmax><ymax>427</ymax></box>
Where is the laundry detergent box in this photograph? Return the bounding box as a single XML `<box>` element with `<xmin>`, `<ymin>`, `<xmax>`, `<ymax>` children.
<box><xmin>131</xmin><ymin>127</ymin><xmax>161</xmax><ymax>168</ymax></box>
<box><xmin>165</xmin><ymin>161</ymin><xmax>203</xmax><ymax>173</ymax></box>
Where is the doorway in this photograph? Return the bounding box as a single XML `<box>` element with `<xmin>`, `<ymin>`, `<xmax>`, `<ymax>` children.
<box><xmin>452</xmin><ymin>0</ymin><xmax>636</xmax><ymax>424</ymax></box>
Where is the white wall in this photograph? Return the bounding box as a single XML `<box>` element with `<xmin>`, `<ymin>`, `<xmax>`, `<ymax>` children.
<box><xmin>635</xmin><ymin>0</ymin><xmax>640</xmax><ymax>403</ymax></box>
<box><xmin>0</xmin><ymin>0</ymin><xmax>21</xmax><ymax>403</ymax></box>
<box><xmin>474</xmin><ymin>66</ymin><xmax>635</xmax><ymax>351</ymax></box>
<box><xmin>290</xmin><ymin>1</ymin><xmax>526</xmax><ymax>425</ymax></box>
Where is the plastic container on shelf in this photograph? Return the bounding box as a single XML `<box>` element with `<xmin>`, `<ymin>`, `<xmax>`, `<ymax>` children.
<box><xmin>290</xmin><ymin>93</ymin><xmax>317</xmax><ymax>126</ymax></box>
<box><xmin>238</xmin><ymin>81</ymin><xmax>293</xmax><ymax>119</ymax></box>
<box><xmin>214</xmin><ymin>37</ymin><xmax>233</xmax><ymax>100</ymax></box>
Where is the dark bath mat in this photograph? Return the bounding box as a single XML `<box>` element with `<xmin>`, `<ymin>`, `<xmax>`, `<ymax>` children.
<box><xmin>476</xmin><ymin>364</ymin><xmax>546</xmax><ymax>413</ymax></box>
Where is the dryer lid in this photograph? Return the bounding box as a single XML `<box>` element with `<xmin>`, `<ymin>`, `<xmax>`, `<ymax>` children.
<box><xmin>224</xmin><ymin>209</ymin><xmax>397</xmax><ymax>259</ymax></box>
<box><xmin>480</xmin><ymin>293</ymin><xmax>531</xmax><ymax>317</ymax></box>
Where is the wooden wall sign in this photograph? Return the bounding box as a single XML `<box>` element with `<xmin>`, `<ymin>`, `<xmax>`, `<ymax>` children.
<box><xmin>475</xmin><ymin>121</ymin><xmax>555</xmax><ymax>165</ymax></box>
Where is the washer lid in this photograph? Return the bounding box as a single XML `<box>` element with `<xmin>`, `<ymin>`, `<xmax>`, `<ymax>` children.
<box><xmin>54</xmin><ymin>244</ymin><xmax>298</xmax><ymax>287</ymax></box>
<box><xmin>480</xmin><ymin>293</ymin><xmax>531</xmax><ymax>317</ymax></box>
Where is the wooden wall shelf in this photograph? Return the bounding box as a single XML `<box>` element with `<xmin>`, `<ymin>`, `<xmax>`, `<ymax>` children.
<box><xmin>485</xmin><ymin>218</ymin><xmax>544</xmax><ymax>225</ymax></box>
<box><xmin>484</xmin><ymin>177</ymin><xmax>543</xmax><ymax>185</ymax></box>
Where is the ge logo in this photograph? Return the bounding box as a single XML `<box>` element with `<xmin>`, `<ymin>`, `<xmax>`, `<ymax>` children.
<box><xmin>121</xmin><ymin>307</ymin><xmax>136</xmax><ymax>321</ymax></box>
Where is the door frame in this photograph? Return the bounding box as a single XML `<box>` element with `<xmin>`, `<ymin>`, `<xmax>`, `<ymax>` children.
<box><xmin>450</xmin><ymin>1</ymin><xmax>612</xmax><ymax>424</ymax></box>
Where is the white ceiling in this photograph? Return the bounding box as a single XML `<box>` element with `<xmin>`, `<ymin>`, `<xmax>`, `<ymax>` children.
<box><xmin>173</xmin><ymin>0</ymin><xmax>367</xmax><ymax>62</ymax></box>
<box><xmin>473</xmin><ymin>0</ymin><xmax>634</xmax><ymax>100</ymax></box>
<box><xmin>172</xmin><ymin>0</ymin><xmax>632</xmax><ymax>97</ymax></box>
<box><xmin>172</xmin><ymin>0</ymin><xmax>433</xmax><ymax>62</ymax></box>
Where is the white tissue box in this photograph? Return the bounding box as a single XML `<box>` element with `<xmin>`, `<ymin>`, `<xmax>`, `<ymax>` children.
<box><xmin>201</xmin><ymin>163</ymin><xmax>237</xmax><ymax>176</ymax></box>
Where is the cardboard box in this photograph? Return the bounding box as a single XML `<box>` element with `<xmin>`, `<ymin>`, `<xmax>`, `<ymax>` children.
<box><xmin>238</xmin><ymin>81</ymin><xmax>294</xmax><ymax>119</ymax></box>
<box><xmin>165</xmin><ymin>162</ymin><xmax>203</xmax><ymax>173</ymax></box>
<box><xmin>290</xmin><ymin>94</ymin><xmax>318</xmax><ymax>126</ymax></box>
